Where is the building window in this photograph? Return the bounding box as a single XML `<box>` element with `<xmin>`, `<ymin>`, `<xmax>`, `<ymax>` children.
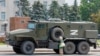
<box><xmin>0</xmin><ymin>0</ymin><xmax>5</xmax><ymax>7</ymax></box>
<box><xmin>1</xmin><ymin>24</ymin><xmax>6</xmax><ymax>32</ymax></box>
<box><xmin>1</xmin><ymin>12</ymin><xmax>6</xmax><ymax>20</ymax></box>
<box><xmin>14</xmin><ymin>0</ymin><xmax>20</xmax><ymax>6</ymax></box>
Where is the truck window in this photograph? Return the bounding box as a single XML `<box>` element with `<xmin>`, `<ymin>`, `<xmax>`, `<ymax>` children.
<box><xmin>28</xmin><ymin>23</ymin><xmax>36</xmax><ymax>29</ymax></box>
<box><xmin>37</xmin><ymin>24</ymin><xmax>45</xmax><ymax>29</ymax></box>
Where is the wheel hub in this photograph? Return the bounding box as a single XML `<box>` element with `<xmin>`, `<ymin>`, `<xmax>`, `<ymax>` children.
<box><xmin>67</xmin><ymin>45</ymin><xmax>72</xmax><ymax>51</ymax></box>
<box><xmin>81</xmin><ymin>44</ymin><xmax>87</xmax><ymax>51</ymax></box>
<box><xmin>26</xmin><ymin>44</ymin><xmax>32</xmax><ymax>51</ymax></box>
<box><xmin>55</xmin><ymin>31</ymin><xmax>62</xmax><ymax>37</ymax></box>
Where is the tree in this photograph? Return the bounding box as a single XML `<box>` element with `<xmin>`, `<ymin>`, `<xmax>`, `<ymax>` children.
<box><xmin>48</xmin><ymin>1</ymin><xmax>60</xmax><ymax>18</ymax></box>
<box><xmin>69</xmin><ymin>0</ymin><xmax>80</xmax><ymax>21</ymax></box>
<box><xmin>61</xmin><ymin>4</ymin><xmax>70</xmax><ymax>20</ymax></box>
<box><xmin>89</xmin><ymin>0</ymin><xmax>100</xmax><ymax>13</ymax></box>
<box><xmin>80</xmin><ymin>0</ymin><xmax>100</xmax><ymax>21</ymax></box>
<box><xmin>43</xmin><ymin>2</ymin><xmax>48</xmax><ymax>20</ymax></box>
<box><xmin>59</xmin><ymin>6</ymin><xmax>64</xmax><ymax>20</ymax></box>
<box><xmin>20</xmin><ymin>0</ymin><xmax>30</xmax><ymax>16</ymax></box>
<box><xmin>31</xmin><ymin>1</ymin><xmax>45</xmax><ymax>20</ymax></box>
<box><xmin>73</xmin><ymin>0</ymin><xmax>79</xmax><ymax>21</ymax></box>
<box><xmin>91</xmin><ymin>10</ymin><xmax>100</xmax><ymax>33</ymax></box>
<box><xmin>69</xmin><ymin>7</ymin><xmax>76</xmax><ymax>21</ymax></box>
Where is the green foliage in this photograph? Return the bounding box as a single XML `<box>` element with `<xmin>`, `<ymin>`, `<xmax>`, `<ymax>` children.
<box><xmin>49</xmin><ymin>1</ymin><xmax>70</xmax><ymax>20</ymax></box>
<box><xmin>31</xmin><ymin>1</ymin><xmax>45</xmax><ymax>20</ymax></box>
<box><xmin>62</xmin><ymin>4</ymin><xmax>70</xmax><ymax>20</ymax></box>
<box><xmin>69</xmin><ymin>8</ymin><xmax>77</xmax><ymax>21</ymax></box>
<box><xmin>89</xmin><ymin>0</ymin><xmax>100</xmax><ymax>13</ymax></box>
<box><xmin>91</xmin><ymin>11</ymin><xmax>100</xmax><ymax>33</ymax></box>
<box><xmin>48</xmin><ymin>0</ymin><xmax>80</xmax><ymax>21</ymax></box>
<box><xmin>80</xmin><ymin>0</ymin><xmax>93</xmax><ymax>21</ymax></box>
<box><xmin>59</xmin><ymin>6</ymin><xmax>64</xmax><ymax>20</ymax></box>
<box><xmin>20</xmin><ymin>0</ymin><xmax>30</xmax><ymax>16</ymax></box>
<box><xmin>80</xmin><ymin>0</ymin><xmax>100</xmax><ymax>21</ymax></box>
<box><xmin>48</xmin><ymin>1</ymin><xmax>60</xmax><ymax>18</ymax></box>
<box><xmin>69</xmin><ymin>0</ymin><xmax>80</xmax><ymax>21</ymax></box>
<box><xmin>73</xmin><ymin>0</ymin><xmax>78</xmax><ymax>12</ymax></box>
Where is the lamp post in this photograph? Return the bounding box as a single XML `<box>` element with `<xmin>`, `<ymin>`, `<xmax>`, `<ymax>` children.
<box><xmin>3</xmin><ymin>21</ymin><xmax>8</xmax><ymax>37</ymax></box>
<box><xmin>3</xmin><ymin>21</ymin><xmax>7</xmax><ymax>32</ymax></box>
<box><xmin>4</xmin><ymin>24</ymin><xmax>7</xmax><ymax>32</ymax></box>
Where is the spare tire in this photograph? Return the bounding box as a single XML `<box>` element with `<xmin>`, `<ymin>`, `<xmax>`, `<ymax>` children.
<box><xmin>50</xmin><ymin>27</ymin><xmax>64</xmax><ymax>42</ymax></box>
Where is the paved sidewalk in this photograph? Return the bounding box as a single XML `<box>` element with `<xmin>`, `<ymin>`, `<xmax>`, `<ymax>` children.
<box><xmin>0</xmin><ymin>45</ymin><xmax>12</xmax><ymax>52</ymax></box>
<box><xmin>0</xmin><ymin>45</ymin><xmax>100</xmax><ymax>52</ymax></box>
<box><xmin>90</xmin><ymin>47</ymin><xmax>100</xmax><ymax>52</ymax></box>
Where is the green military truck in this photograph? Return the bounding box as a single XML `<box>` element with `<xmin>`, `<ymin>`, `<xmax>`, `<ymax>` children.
<box><xmin>5</xmin><ymin>19</ymin><xmax>98</xmax><ymax>55</ymax></box>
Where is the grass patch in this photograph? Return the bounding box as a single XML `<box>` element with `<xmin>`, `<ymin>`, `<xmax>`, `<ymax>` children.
<box><xmin>0</xmin><ymin>42</ymin><xmax>6</xmax><ymax>45</ymax></box>
<box><xmin>96</xmin><ymin>40</ymin><xmax>100</xmax><ymax>47</ymax></box>
<box><xmin>97</xmin><ymin>40</ymin><xmax>100</xmax><ymax>43</ymax></box>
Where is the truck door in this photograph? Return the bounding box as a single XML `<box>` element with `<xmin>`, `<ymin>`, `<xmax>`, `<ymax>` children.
<box><xmin>36</xmin><ymin>23</ymin><xmax>48</xmax><ymax>40</ymax></box>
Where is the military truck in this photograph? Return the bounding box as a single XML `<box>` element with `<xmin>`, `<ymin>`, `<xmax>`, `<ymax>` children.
<box><xmin>5</xmin><ymin>19</ymin><xmax>98</xmax><ymax>55</ymax></box>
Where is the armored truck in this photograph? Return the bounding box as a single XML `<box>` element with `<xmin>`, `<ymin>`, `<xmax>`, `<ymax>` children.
<box><xmin>5</xmin><ymin>19</ymin><xmax>98</xmax><ymax>55</ymax></box>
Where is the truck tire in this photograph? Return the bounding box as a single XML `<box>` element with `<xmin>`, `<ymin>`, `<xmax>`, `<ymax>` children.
<box><xmin>77</xmin><ymin>41</ymin><xmax>90</xmax><ymax>54</ymax></box>
<box><xmin>13</xmin><ymin>47</ymin><xmax>22</xmax><ymax>54</ymax></box>
<box><xmin>51</xmin><ymin>27</ymin><xmax>64</xmax><ymax>42</ymax></box>
<box><xmin>53</xmin><ymin>49</ymin><xmax>59</xmax><ymax>54</ymax></box>
<box><xmin>20</xmin><ymin>41</ymin><xmax>35</xmax><ymax>55</ymax></box>
<box><xmin>64</xmin><ymin>41</ymin><xmax>76</xmax><ymax>54</ymax></box>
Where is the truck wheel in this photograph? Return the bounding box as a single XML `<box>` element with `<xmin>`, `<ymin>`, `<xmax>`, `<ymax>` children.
<box><xmin>20</xmin><ymin>41</ymin><xmax>35</xmax><ymax>55</ymax></box>
<box><xmin>74</xmin><ymin>47</ymin><xmax>77</xmax><ymax>54</ymax></box>
<box><xmin>64</xmin><ymin>41</ymin><xmax>75</xmax><ymax>54</ymax></box>
<box><xmin>13</xmin><ymin>47</ymin><xmax>22</xmax><ymax>54</ymax></box>
<box><xmin>53</xmin><ymin>49</ymin><xmax>59</xmax><ymax>54</ymax></box>
<box><xmin>77</xmin><ymin>41</ymin><xmax>90</xmax><ymax>54</ymax></box>
<box><xmin>51</xmin><ymin>27</ymin><xmax>64</xmax><ymax>42</ymax></box>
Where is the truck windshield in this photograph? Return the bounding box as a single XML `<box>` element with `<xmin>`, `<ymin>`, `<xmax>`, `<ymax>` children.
<box><xmin>28</xmin><ymin>23</ymin><xmax>36</xmax><ymax>29</ymax></box>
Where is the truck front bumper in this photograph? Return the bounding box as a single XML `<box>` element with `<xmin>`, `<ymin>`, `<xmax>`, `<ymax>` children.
<box><xmin>5</xmin><ymin>39</ymin><xmax>16</xmax><ymax>46</ymax></box>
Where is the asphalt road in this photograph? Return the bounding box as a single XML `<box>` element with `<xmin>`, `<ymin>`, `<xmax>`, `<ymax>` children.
<box><xmin>0</xmin><ymin>45</ymin><xmax>100</xmax><ymax>56</ymax></box>
<box><xmin>0</xmin><ymin>51</ymin><xmax>100</xmax><ymax>56</ymax></box>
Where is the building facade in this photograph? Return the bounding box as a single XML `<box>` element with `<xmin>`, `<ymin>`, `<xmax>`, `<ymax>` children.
<box><xmin>0</xmin><ymin>0</ymin><xmax>18</xmax><ymax>36</ymax></box>
<box><xmin>0</xmin><ymin>0</ymin><xmax>65</xmax><ymax>36</ymax></box>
